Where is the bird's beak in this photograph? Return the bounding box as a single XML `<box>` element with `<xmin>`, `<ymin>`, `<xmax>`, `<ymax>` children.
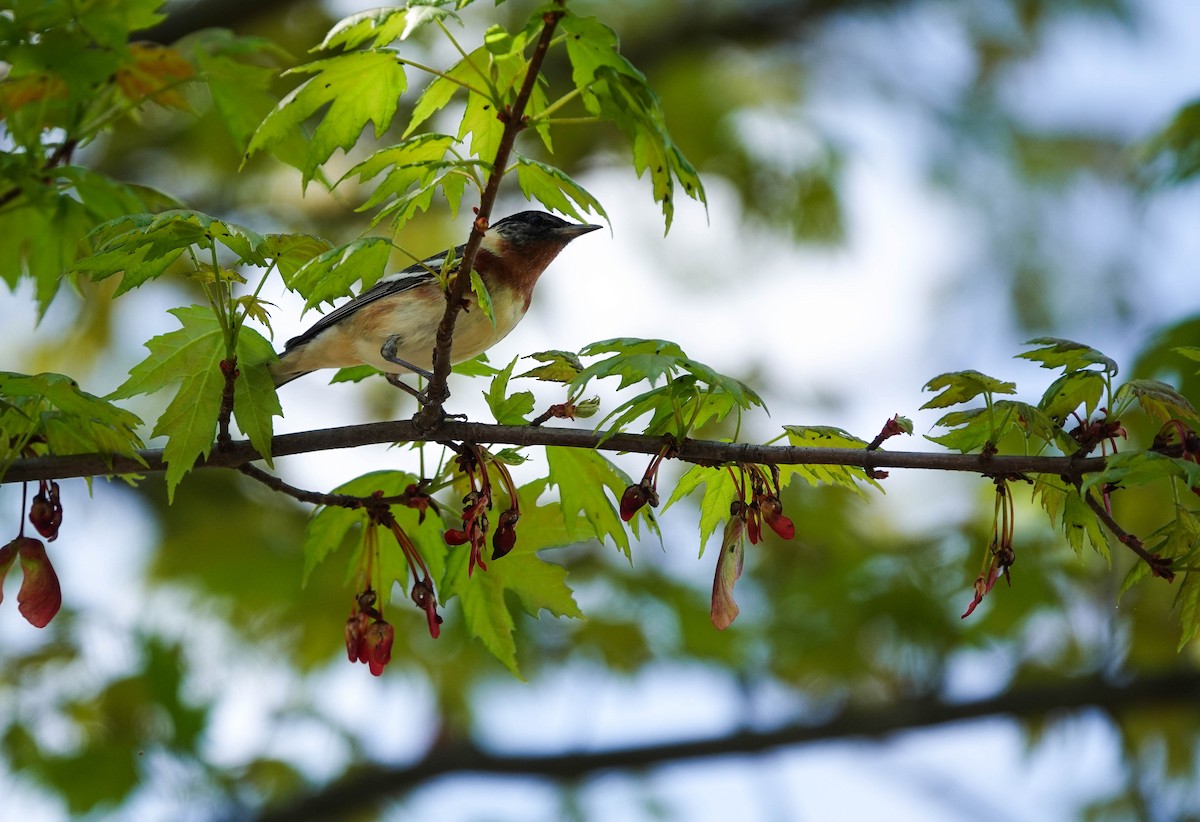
<box><xmin>557</xmin><ymin>222</ymin><xmax>603</xmax><ymax>241</ymax></box>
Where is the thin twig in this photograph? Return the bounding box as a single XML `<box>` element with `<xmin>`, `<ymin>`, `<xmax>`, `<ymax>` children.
<box><xmin>413</xmin><ymin>4</ymin><xmax>566</xmax><ymax>431</ymax></box>
<box><xmin>1083</xmin><ymin>491</ymin><xmax>1175</xmax><ymax>581</ymax></box>
<box><xmin>238</xmin><ymin>463</ymin><xmax>369</xmax><ymax>509</ymax></box>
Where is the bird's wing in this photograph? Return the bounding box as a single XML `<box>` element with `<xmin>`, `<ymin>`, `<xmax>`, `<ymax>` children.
<box><xmin>282</xmin><ymin>245</ymin><xmax>464</xmax><ymax>351</ymax></box>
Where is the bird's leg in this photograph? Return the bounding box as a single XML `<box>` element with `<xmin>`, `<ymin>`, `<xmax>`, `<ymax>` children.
<box><xmin>381</xmin><ymin>335</ymin><xmax>436</xmax><ymax>406</ymax></box>
<box><xmin>380</xmin><ymin>335</ymin><xmax>465</xmax><ymax>420</ymax></box>
<box><xmin>380</xmin><ymin>335</ymin><xmax>434</xmax><ymax>381</ymax></box>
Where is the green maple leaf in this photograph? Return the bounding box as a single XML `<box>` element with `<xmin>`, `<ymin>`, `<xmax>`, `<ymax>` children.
<box><xmin>111</xmin><ymin>306</ymin><xmax>226</xmax><ymax>500</ymax></box>
<box><xmin>232</xmin><ymin>328</ymin><xmax>281</xmax><ymax>466</ymax></box>
<box><xmin>663</xmin><ymin>463</ymin><xmax>739</xmax><ymax>556</ymax></box>
<box><xmin>441</xmin><ymin>481</ymin><xmax>585</xmax><ymax>677</ymax></box>
<box><xmin>921</xmin><ymin>370</ymin><xmax>1017</xmax><ymax>410</ymax></box>
<box><xmin>302</xmin><ymin>470</ymin><xmax>446</xmax><ymax>594</ymax></box>
<box><xmin>484</xmin><ymin>357</ymin><xmax>534</xmax><ymax>425</ymax></box>
<box><xmin>0</xmin><ymin>372</ymin><xmax>145</xmax><ymax>479</ymax></box>
<box><xmin>248</xmin><ymin>50</ymin><xmax>408</xmax><ymax>184</ymax></box>
<box><xmin>1019</xmin><ymin>337</ymin><xmax>1118</xmax><ymax>376</ymax></box>
<box><xmin>545</xmin><ymin>446</ymin><xmax>656</xmax><ymax>558</ymax></box>
<box><xmin>287</xmin><ymin>236</ymin><xmax>394</xmax><ymax>310</ymax></box>
<box><xmin>514</xmin><ymin>156</ymin><xmax>608</xmax><ymax>225</ymax></box>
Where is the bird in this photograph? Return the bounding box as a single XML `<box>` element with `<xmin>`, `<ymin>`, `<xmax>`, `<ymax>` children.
<box><xmin>270</xmin><ymin>211</ymin><xmax>602</xmax><ymax>394</ymax></box>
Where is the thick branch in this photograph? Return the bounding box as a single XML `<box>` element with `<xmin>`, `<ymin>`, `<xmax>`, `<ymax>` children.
<box><xmin>414</xmin><ymin>7</ymin><xmax>565</xmax><ymax>429</ymax></box>
<box><xmin>244</xmin><ymin>669</ymin><xmax>1200</xmax><ymax>822</ymax></box>
<box><xmin>2</xmin><ymin>418</ymin><xmax>1106</xmax><ymax>485</ymax></box>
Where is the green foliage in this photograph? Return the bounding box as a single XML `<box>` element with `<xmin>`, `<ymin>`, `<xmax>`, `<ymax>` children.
<box><xmin>572</xmin><ymin>338</ymin><xmax>764</xmax><ymax>440</ymax></box>
<box><xmin>0</xmin><ymin>372</ymin><xmax>144</xmax><ymax>479</ymax></box>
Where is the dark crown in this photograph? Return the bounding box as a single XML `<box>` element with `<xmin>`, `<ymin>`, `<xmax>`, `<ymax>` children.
<box><xmin>490</xmin><ymin>211</ymin><xmax>600</xmax><ymax>245</ymax></box>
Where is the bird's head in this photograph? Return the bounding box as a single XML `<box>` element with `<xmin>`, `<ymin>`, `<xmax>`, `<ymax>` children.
<box><xmin>478</xmin><ymin>211</ymin><xmax>602</xmax><ymax>295</ymax></box>
<box><xmin>485</xmin><ymin>211</ymin><xmax>602</xmax><ymax>248</ymax></box>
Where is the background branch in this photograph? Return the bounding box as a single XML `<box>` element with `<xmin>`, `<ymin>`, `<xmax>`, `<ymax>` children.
<box><xmin>242</xmin><ymin>668</ymin><xmax>1200</xmax><ymax>822</ymax></box>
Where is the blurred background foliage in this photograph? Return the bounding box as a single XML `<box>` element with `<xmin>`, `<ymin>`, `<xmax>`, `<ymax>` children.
<box><xmin>3</xmin><ymin>0</ymin><xmax>1200</xmax><ymax>819</ymax></box>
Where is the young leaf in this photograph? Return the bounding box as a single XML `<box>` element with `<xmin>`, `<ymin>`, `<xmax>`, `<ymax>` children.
<box><xmin>572</xmin><ymin>338</ymin><xmax>689</xmax><ymax>391</ymax></box>
<box><xmin>1039</xmin><ymin>370</ymin><xmax>1106</xmax><ymax>422</ymax></box>
<box><xmin>559</xmin><ymin>13</ymin><xmax>706</xmax><ymax>231</ymax></box>
<box><xmin>921</xmin><ymin>370</ymin><xmax>1017</xmax><ymax>410</ymax></box>
<box><xmin>1019</xmin><ymin>337</ymin><xmax>1118</xmax><ymax>376</ymax></box>
<box><xmin>319</xmin><ymin>4</ymin><xmax>463</xmax><ymax>52</ymax></box>
<box><xmin>663</xmin><ymin>463</ymin><xmax>740</xmax><ymax>556</ymax></box>
<box><xmin>518</xmin><ymin>350</ymin><xmax>585</xmax><ymax>383</ymax></box>
<box><xmin>1115</xmin><ymin>378</ymin><xmax>1199</xmax><ymax>424</ymax></box>
<box><xmin>441</xmin><ymin>483</ymin><xmax>586</xmax><ymax>677</ymax></box>
<box><xmin>484</xmin><ymin>357</ymin><xmax>534</xmax><ymax>425</ymax></box>
<box><xmin>0</xmin><ymin>373</ymin><xmax>145</xmax><ymax>479</ymax></box>
<box><xmin>469</xmin><ymin>268</ymin><xmax>496</xmax><ymax>327</ymax></box>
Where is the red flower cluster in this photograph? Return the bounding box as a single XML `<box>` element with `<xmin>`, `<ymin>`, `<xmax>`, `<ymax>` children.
<box><xmin>620</xmin><ymin>447</ymin><xmax>670</xmax><ymax>522</ymax></box>
<box><xmin>28</xmin><ymin>479</ymin><xmax>63</xmax><ymax>541</ymax></box>
<box><xmin>345</xmin><ymin>588</ymin><xmax>394</xmax><ymax>676</ymax></box>
<box><xmin>742</xmin><ymin>464</ymin><xmax>795</xmax><ymax>545</ymax></box>
<box><xmin>443</xmin><ymin>445</ymin><xmax>520</xmax><ymax>574</ymax></box>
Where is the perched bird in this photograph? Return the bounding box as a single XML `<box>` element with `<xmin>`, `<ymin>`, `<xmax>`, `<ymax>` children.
<box><xmin>270</xmin><ymin>211</ymin><xmax>601</xmax><ymax>391</ymax></box>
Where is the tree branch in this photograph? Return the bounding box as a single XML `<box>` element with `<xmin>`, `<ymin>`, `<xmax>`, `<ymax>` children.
<box><xmin>413</xmin><ymin>6</ymin><xmax>565</xmax><ymax>430</ymax></box>
<box><xmin>1</xmin><ymin>418</ymin><xmax>1107</xmax><ymax>485</ymax></box>
<box><xmin>241</xmin><ymin>668</ymin><xmax>1200</xmax><ymax>822</ymax></box>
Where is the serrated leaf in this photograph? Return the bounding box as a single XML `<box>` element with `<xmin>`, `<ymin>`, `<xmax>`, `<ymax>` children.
<box><xmin>441</xmin><ymin>484</ymin><xmax>586</xmax><ymax>677</ymax></box>
<box><xmin>1019</xmin><ymin>337</ymin><xmax>1118</xmax><ymax>376</ymax></box>
<box><xmin>452</xmin><ymin>354</ymin><xmax>499</xmax><ymax>378</ymax></box>
<box><xmin>1080</xmin><ymin>450</ymin><xmax>1200</xmax><ymax>496</ymax></box>
<box><xmin>0</xmin><ymin>372</ymin><xmax>145</xmax><ymax>479</ymax></box>
<box><xmin>248</xmin><ymin>50</ymin><xmax>408</xmax><ymax>183</ymax></box>
<box><xmin>302</xmin><ymin>471</ymin><xmax>445</xmax><ymax>593</ymax></box>
<box><xmin>573</xmin><ymin>338</ymin><xmax>689</xmax><ymax>390</ymax></box>
<box><xmin>320</xmin><ymin>5</ymin><xmax>462</xmax><ymax>52</ymax></box>
<box><xmin>514</xmin><ymin>156</ymin><xmax>608</xmax><ymax>224</ymax></box>
<box><xmin>1115</xmin><ymin>378</ymin><xmax>1198</xmax><ymax>423</ymax></box>
<box><xmin>546</xmin><ymin>446</ymin><xmax>645</xmax><ymax>557</ymax></box>
<box><xmin>405</xmin><ymin>45</ymin><xmax>488</xmax><ymax>137</ymax></box>
<box><xmin>1039</xmin><ymin>370</ymin><xmax>1106</xmax><ymax>421</ymax></box>
<box><xmin>663</xmin><ymin>463</ymin><xmax>739</xmax><ymax>556</ymax></box>
<box><xmin>559</xmin><ymin>14</ymin><xmax>705</xmax><ymax>232</ymax></box>
<box><xmin>921</xmin><ymin>370</ymin><xmax>1017</xmax><ymax>409</ymax></box>
<box><xmin>232</xmin><ymin>328</ymin><xmax>281</xmax><ymax>466</ymax></box>
<box><xmin>113</xmin><ymin>307</ymin><xmax>226</xmax><ymax>500</ymax></box>
<box><xmin>518</xmin><ymin>350</ymin><xmax>585</xmax><ymax>383</ymax></box>
<box><xmin>288</xmin><ymin>237</ymin><xmax>394</xmax><ymax>309</ymax></box>
<box><xmin>1061</xmin><ymin>491</ymin><xmax>1110</xmax><ymax>562</ymax></box>
<box><xmin>483</xmin><ymin>357</ymin><xmax>534</xmax><ymax>425</ymax></box>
